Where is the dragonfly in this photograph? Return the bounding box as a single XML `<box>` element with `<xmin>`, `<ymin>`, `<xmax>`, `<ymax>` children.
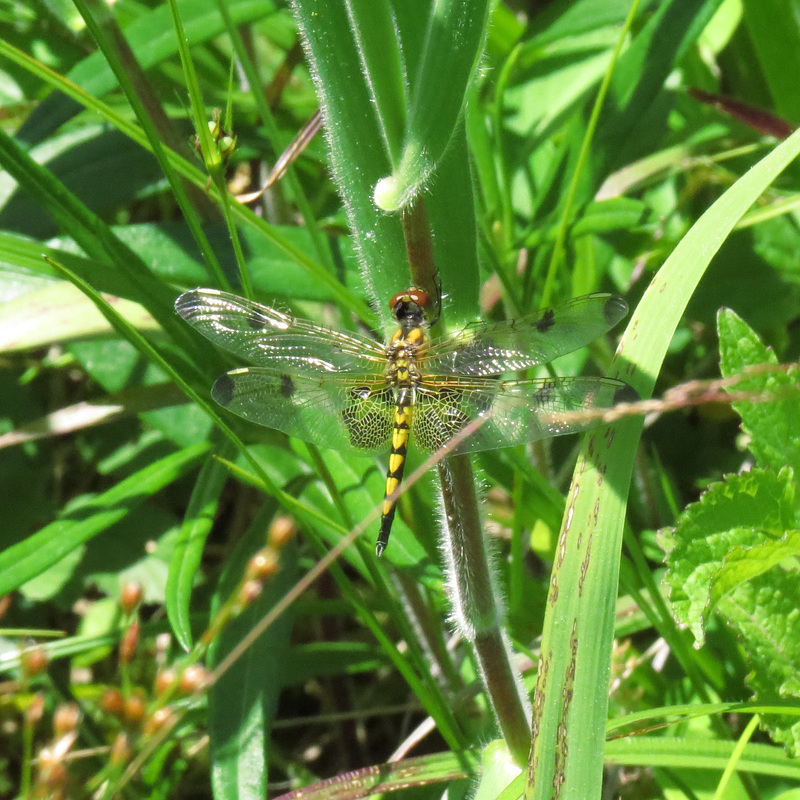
<box><xmin>175</xmin><ymin>287</ymin><xmax>633</xmax><ymax>556</ymax></box>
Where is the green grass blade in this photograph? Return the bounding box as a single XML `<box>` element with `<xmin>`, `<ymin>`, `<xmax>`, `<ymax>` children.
<box><xmin>0</xmin><ymin>443</ymin><xmax>209</xmax><ymax>595</ymax></box>
<box><xmin>167</xmin><ymin>438</ymin><xmax>234</xmax><ymax>651</ymax></box>
<box><xmin>0</xmin><ymin>38</ymin><xmax>374</xmax><ymax>323</ymax></box>
<box><xmin>527</xmin><ymin>125</ymin><xmax>800</xmax><ymax>799</ymax></box>
<box><xmin>15</xmin><ymin>0</ymin><xmax>277</xmax><ymax>145</ymax></box>
<box><xmin>209</xmin><ymin>504</ymin><xmax>297</xmax><ymax>800</ymax></box>
<box><xmin>375</xmin><ymin>0</ymin><xmax>491</xmax><ymax>211</ymax></box>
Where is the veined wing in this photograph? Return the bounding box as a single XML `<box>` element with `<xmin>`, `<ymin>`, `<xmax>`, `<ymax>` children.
<box><xmin>175</xmin><ymin>288</ymin><xmax>386</xmax><ymax>375</ymax></box>
<box><xmin>212</xmin><ymin>367</ymin><xmax>394</xmax><ymax>456</ymax></box>
<box><xmin>412</xmin><ymin>375</ymin><xmax>634</xmax><ymax>455</ymax></box>
<box><xmin>420</xmin><ymin>294</ymin><xmax>627</xmax><ymax>377</ymax></box>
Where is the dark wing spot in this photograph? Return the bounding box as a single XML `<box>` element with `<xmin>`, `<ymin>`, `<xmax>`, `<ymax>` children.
<box><xmin>212</xmin><ymin>374</ymin><xmax>235</xmax><ymax>406</ymax></box>
<box><xmin>535</xmin><ymin>308</ymin><xmax>555</xmax><ymax>333</ymax></box>
<box><xmin>248</xmin><ymin>311</ymin><xmax>266</xmax><ymax>330</ymax></box>
<box><xmin>280</xmin><ymin>374</ymin><xmax>295</xmax><ymax>398</ymax></box>
<box><xmin>613</xmin><ymin>383</ymin><xmax>638</xmax><ymax>404</ymax></box>
<box><xmin>603</xmin><ymin>295</ymin><xmax>628</xmax><ymax>326</ymax></box>
<box><xmin>533</xmin><ymin>384</ymin><xmax>555</xmax><ymax>404</ymax></box>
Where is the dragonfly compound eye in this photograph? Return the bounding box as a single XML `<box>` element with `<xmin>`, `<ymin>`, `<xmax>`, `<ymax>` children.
<box><xmin>389</xmin><ymin>288</ymin><xmax>430</xmax><ymax>323</ymax></box>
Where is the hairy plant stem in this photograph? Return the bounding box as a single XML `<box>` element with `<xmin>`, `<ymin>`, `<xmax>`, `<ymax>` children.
<box><xmin>401</xmin><ymin>200</ymin><xmax>442</xmax><ymax>318</ymax></box>
<box><xmin>438</xmin><ymin>454</ymin><xmax>530</xmax><ymax>766</ymax></box>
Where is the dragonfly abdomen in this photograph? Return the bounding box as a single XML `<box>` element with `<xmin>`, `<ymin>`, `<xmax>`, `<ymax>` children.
<box><xmin>376</xmin><ymin>386</ymin><xmax>413</xmax><ymax>557</ymax></box>
<box><xmin>375</xmin><ymin>319</ymin><xmax>426</xmax><ymax>556</ymax></box>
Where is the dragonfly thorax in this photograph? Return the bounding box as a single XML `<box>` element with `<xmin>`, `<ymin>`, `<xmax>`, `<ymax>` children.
<box><xmin>386</xmin><ymin>325</ymin><xmax>426</xmax><ymax>388</ymax></box>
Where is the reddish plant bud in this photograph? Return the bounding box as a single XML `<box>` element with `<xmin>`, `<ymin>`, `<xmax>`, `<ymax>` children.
<box><xmin>268</xmin><ymin>516</ymin><xmax>296</xmax><ymax>550</ymax></box>
<box><xmin>53</xmin><ymin>703</ymin><xmax>80</xmax><ymax>736</ymax></box>
<box><xmin>119</xmin><ymin>619</ymin><xmax>140</xmax><ymax>665</ymax></box>
<box><xmin>37</xmin><ymin>730</ymin><xmax>76</xmax><ymax>789</ymax></box>
<box><xmin>179</xmin><ymin>664</ymin><xmax>209</xmax><ymax>695</ymax></box>
<box><xmin>25</xmin><ymin>694</ymin><xmax>45</xmax><ymax>728</ymax></box>
<box><xmin>246</xmin><ymin>549</ymin><xmax>279</xmax><ymax>582</ymax></box>
<box><xmin>123</xmin><ymin>694</ymin><xmax>145</xmax><ymax>724</ymax></box>
<box><xmin>120</xmin><ymin>582</ymin><xmax>143</xmax><ymax>614</ymax></box>
<box><xmin>101</xmin><ymin>688</ymin><xmax>124</xmax><ymax>718</ymax></box>
<box><xmin>0</xmin><ymin>593</ymin><xmax>12</xmax><ymax>619</ymax></box>
<box><xmin>21</xmin><ymin>646</ymin><xmax>48</xmax><ymax>678</ymax></box>
<box><xmin>155</xmin><ymin>669</ymin><xmax>177</xmax><ymax>697</ymax></box>
<box><xmin>143</xmin><ymin>706</ymin><xmax>173</xmax><ymax>736</ymax></box>
<box><xmin>37</xmin><ymin>745</ymin><xmax>67</xmax><ymax>787</ymax></box>
<box><xmin>238</xmin><ymin>580</ymin><xmax>262</xmax><ymax>606</ymax></box>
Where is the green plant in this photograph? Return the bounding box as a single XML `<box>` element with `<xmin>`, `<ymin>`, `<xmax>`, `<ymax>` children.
<box><xmin>2</xmin><ymin>1</ymin><xmax>800</xmax><ymax>799</ymax></box>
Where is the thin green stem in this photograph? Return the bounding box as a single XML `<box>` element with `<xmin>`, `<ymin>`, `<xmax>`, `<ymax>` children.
<box><xmin>73</xmin><ymin>0</ymin><xmax>229</xmax><ymax>291</ymax></box>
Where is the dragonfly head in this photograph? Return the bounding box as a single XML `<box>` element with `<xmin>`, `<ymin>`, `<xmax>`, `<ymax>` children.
<box><xmin>389</xmin><ymin>288</ymin><xmax>431</xmax><ymax>329</ymax></box>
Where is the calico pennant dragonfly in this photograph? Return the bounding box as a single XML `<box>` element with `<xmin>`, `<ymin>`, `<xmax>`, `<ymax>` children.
<box><xmin>175</xmin><ymin>287</ymin><xmax>632</xmax><ymax>556</ymax></box>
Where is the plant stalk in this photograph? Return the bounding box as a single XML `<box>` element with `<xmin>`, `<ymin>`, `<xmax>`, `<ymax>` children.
<box><xmin>438</xmin><ymin>454</ymin><xmax>530</xmax><ymax>766</ymax></box>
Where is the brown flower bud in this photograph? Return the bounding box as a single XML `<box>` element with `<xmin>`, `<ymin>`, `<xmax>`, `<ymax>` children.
<box><xmin>246</xmin><ymin>549</ymin><xmax>279</xmax><ymax>582</ymax></box>
<box><xmin>123</xmin><ymin>694</ymin><xmax>145</xmax><ymax>724</ymax></box>
<box><xmin>101</xmin><ymin>688</ymin><xmax>124</xmax><ymax>718</ymax></box>
<box><xmin>268</xmin><ymin>516</ymin><xmax>296</xmax><ymax>550</ymax></box>
<box><xmin>53</xmin><ymin>703</ymin><xmax>80</xmax><ymax>736</ymax></box>
<box><xmin>143</xmin><ymin>707</ymin><xmax>174</xmax><ymax>736</ymax></box>
<box><xmin>110</xmin><ymin>732</ymin><xmax>131</xmax><ymax>765</ymax></box>
<box><xmin>179</xmin><ymin>664</ymin><xmax>209</xmax><ymax>695</ymax></box>
<box><xmin>119</xmin><ymin>619</ymin><xmax>140</xmax><ymax>665</ymax></box>
<box><xmin>120</xmin><ymin>582</ymin><xmax>143</xmax><ymax>614</ymax></box>
<box><xmin>21</xmin><ymin>646</ymin><xmax>48</xmax><ymax>678</ymax></box>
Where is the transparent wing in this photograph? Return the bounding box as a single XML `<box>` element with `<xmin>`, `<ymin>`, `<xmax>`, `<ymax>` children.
<box><xmin>412</xmin><ymin>376</ymin><xmax>634</xmax><ymax>455</ymax></box>
<box><xmin>211</xmin><ymin>367</ymin><xmax>394</xmax><ymax>456</ymax></box>
<box><xmin>420</xmin><ymin>294</ymin><xmax>628</xmax><ymax>377</ymax></box>
<box><xmin>175</xmin><ymin>288</ymin><xmax>386</xmax><ymax>375</ymax></box>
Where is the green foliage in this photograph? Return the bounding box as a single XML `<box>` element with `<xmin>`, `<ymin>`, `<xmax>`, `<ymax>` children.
<box><xmin>2</xmin><ymin>0</ymin><xmax>800</xmax><ymax>798</ymax></box>
<box><xmin>662</xmin><ymin>311</ymin><xmax>800</xmax><ymax>754</ymax></box>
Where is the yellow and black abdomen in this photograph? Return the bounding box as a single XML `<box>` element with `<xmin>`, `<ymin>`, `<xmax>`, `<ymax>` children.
<box><xmin>375</xmin><ymin>325</ymin><xmax>425</xmax><ymax>556</ymax></box>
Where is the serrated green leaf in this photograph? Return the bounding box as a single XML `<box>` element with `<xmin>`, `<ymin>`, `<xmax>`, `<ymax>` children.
<box><xmin>718</xmin><ymin>307</ymin><xmax>800</xmax><ymax>474</ymax></box>
<box><xmin>709</xmin><ymin>527</ymin><xmax>800</xmax><ymax>611</ymax></box>
<box><xmin>660</xmin><ymin>467</ymin><xmax>796</xmax><ymax>645</ymax></box>
<box><xmin>720</xmin><ymin>568</ymin><xmax>800</xmax><ymax>756</ymax></box>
